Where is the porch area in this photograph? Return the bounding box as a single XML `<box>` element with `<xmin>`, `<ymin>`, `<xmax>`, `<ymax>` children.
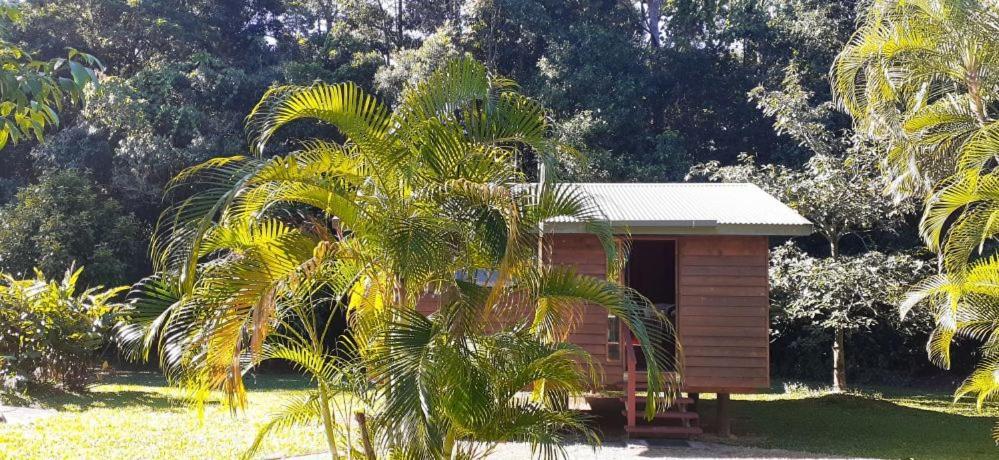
<box><xmin>619</xmin><ymin>239</ymin><xmax>703</xmax><ymax>438</ymax></box>
<box><xmin>610</xmin><ymin>236</ymin><xmax>770</xmax><ymax>439</ymax></box>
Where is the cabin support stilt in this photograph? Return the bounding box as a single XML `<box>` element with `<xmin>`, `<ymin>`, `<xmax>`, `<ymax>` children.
<box><xmin>716</xmin><ymin>393</ymin><xmax>731</xmax><ymax>437</ymax></box>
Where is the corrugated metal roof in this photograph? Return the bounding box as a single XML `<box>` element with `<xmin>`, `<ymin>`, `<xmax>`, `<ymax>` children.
<box><xmin>549</xmin><ymin>183</ymin><xmax>812</xmax><ymax>236</ymax></box>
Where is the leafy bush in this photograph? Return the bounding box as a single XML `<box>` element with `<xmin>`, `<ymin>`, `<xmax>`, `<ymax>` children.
<box><xmin>0</xmin><ymin>169</ymin><xmax>149</xmax><ymax>286</ymax></box>
<box><xmin>0</xmin><ymin>267</ymin><xmax>126</xmax><ymax>390</ymax></box>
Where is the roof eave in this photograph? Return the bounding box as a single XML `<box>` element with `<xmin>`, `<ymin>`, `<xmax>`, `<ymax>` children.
<box><xmin>545</xmin><ymin>222</ymin><xmax>814</xmax><ymax>237</ymax></box>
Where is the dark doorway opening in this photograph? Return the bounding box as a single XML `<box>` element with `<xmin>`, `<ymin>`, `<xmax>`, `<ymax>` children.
<box><xmin>625</xmin><ymin>239</ymin><xmax>677</xmax><ymax>371</ymax></box>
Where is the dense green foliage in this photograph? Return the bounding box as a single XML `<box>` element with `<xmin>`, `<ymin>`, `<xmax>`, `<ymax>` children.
<box><xmin>0</xmin><ymin>267</ymin><xmax>125</xmax><ymax>390</ymax></box>
<box><xmin>768</xmin><ymin>244</ymin><xmax>933</xmax><ymax>384</ymax></box>
<box><xmin>0</xmin><ymin>0</ymin><xmax>960</xmax><ymax>394</ymax></box>
<box><xmin>0</xmin><ymin>170</ymin><xmax>147</xmax><ymax>286</ymax></box>
<box><xmin>831</xmin><ymin>0</ymin><xmax>999</xmax><ymax>440</ymax></box>
<box><xmin>0</xmin><ymin>0</ymin><xmax>864</xmax><ymax>216</ymax></box>
<box><xmin>0</xmin><ymin>6</ymin><xmax>99</xmax><ymax>151</ymax></box>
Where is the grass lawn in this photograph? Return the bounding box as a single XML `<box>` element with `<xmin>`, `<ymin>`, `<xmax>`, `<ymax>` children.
<box><xmin>0</xmin><ymin>372</ymin><xmax>328</xmax><ymax>460</ymax></box>
<box><xmin>2</xmin><ymin>374</ymin><xmax>998</xmax><ymax>459</ymax></box>
<box><xmin>695</xmin><ymin>383</ymin><xmax>999</xmax><ymax>459</ymax></box>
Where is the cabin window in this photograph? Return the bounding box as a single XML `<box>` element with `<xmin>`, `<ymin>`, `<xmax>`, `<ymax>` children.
<box><xmin>607</xmin><ymin>315</ymin><xmax>621</xmax><ymax>361</ymax></box>
<box><xmin>455</xmin><ymin>269</ymin><xmax>498</xmax><ymax>286</ymax></box>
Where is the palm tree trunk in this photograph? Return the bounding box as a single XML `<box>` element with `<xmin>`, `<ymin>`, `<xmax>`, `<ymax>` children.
<box><xmin>355</xmin><ymin>411</ymin><xmax>376</xmax><ymax>460</ymax></box>
<box><xmin>318</xmin><ymin>383</ymin><xmax>341</xmax><ymax>460</ymax></box>
<box><xmin>832</xmin><ymin>327</ymin><xmax>846</xmax><ymax>392</ymax></box>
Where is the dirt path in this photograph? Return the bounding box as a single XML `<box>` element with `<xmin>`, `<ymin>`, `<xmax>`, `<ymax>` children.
<box><xmin>288</xmin><ymin>440</ymin><xmax>869</xmax><ymax>460</ymax></box>
<box><xmin>486</xmin><ymin>440</ymin><xmax>868</xmax><ymax>459</ymax></box>
<box><xmin>0</xmin><ymin>405</ymin><xmax>56</xmax><ymax>425</ymax></box>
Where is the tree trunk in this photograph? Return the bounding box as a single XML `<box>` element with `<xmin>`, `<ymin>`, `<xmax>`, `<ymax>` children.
<box><xmin>396</xmin><ymin>0</ymin><xmax>404</xmax><ymax>48</ymax></box>
<box><xmin>317</xmin><ymin>383</ymin><xmax>341</xmax><ymax>460</ymax></box>
<box><xmin>832</xmin><ymin>327</ymin><xmax>846</xmax><ymax>392</ymax></box>
<box><xmin>355</xmin><ymin>411</ymin><xmax>376</xmax><ymax>460</ymax></box>
<box><xmin>537</xmin><ymin>160</ymin><xmax>547</xmax><ymax>268</ymax></box>
<box><xmin>828</xmin><ymin>238</ymin><xmax>847</xmax><ymax>392</ymax></box>
<box><xmin>647</xmin><ymin>0</ymin><xmax>663</xmax><ymax>48</ymax></box>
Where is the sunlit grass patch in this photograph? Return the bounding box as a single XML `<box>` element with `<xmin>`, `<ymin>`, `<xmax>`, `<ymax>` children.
<box><xmin>0</xmin><ymin>372</ymin><xmax>328</xmax><ymax>460</ymax></box>
<box><xmin>696</xmin><ymin>382</ymin><xmax>999</xmax><ymax>460</ymax></box>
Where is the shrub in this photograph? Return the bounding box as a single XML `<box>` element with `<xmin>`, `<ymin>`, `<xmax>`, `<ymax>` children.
<box><xmin>769</xmin><ymin>243</ymin><xmax>936</xmax><ymax>384</ymax></box>
<box><xmin>0</xmin><ymin>267</ymin><xmax>126</xmax><ymax>391</ymax></box>
<box><xmin>0</xmin><ymin>169</ymin><xmax>149</xmax><ymax>286</ymax></box>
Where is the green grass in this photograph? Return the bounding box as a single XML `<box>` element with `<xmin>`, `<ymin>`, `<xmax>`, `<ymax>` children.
<box><xmin>695</xmin><ymin>383</ymin><xmax>999</xmax><ymax>459</ymax></box>
<box><xmin>0</xmin><ymin>372</ymin><xmax>328</xmax><ymax>460</ymax></box>
<box><xmin>3</xmin><ymin>374</ymin><xmax>999</xmax><ymax>459</ymax></box>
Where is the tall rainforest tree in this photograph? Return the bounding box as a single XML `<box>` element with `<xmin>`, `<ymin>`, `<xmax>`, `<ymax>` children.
<box><xmin>832</xmin><ymin>0</ymin><xmax>999</xmax><ymax>436</ymax></box>
<box><xmin>691</xmin><ymin>64</ymin><xmax>914</xmax><ymax>391</ymax></box>
<box><xmin>119</xmin><ymin>58</ymin><xmax>679</xmax><ymax>459</ymax></box>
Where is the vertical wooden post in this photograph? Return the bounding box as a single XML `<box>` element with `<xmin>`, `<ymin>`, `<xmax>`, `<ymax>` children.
<box><xmin>625</xmin><ymin>327</ymin><xmax>637</xmax><ymax>431</ymax></box>
<box><xmin>689</xmin><ymin>392</ymin><xmax>699</xmax><ymax>411</ymax></box>
<box><xmin>716</xmin><ymin>393</ymin><xmax>731</xmax><ymax>437</ymax></box>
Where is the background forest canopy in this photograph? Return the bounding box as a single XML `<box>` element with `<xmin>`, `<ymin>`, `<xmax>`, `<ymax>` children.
<box><xmin>0</xmin><ymin>0</ymin><xmax>944</xmax><ymax>384</ymax></box>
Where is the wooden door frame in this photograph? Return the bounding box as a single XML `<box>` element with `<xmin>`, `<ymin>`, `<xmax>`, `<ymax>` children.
<box><xmin>615</xmin><ymin>235</ymin><xmax>681</xmax><ymax>374</ymax></box>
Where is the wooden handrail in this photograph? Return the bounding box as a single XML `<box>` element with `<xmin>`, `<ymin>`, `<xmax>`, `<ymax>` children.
<box><xmin>624</xmin><ymin>324</ymin><xmax>637</xmax><ymax>429</ymax></box>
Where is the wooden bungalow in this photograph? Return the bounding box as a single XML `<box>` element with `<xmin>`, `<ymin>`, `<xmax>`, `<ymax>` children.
<box><xmin>544</xmin><ymin>183</ymin><xmax>811</xmax><ymax>438</ymax></box>
<box><xmin>421</xmin><ymin>182</ymin><xmax>812</xmax><ymax>438</ymax></box>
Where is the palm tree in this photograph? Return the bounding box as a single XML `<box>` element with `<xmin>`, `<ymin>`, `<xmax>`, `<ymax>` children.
<box><xmin>832</xmin><ymin>0</ymin><xmax>999</xmax><ymax>198</ymax></box>
<box><xmin>118</xmin><ymin>57</ymin><xmax>679</xmax><ymax>459</ymax></box>
<box><xmin>832</xmin><ymin>0</ymin><xmax>999</xmax><ymax>437</ymax></box>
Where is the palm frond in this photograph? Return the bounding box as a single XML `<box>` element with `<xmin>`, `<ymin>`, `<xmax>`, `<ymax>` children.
<box><xmin>246</xmin><ymin>82</ymin><xmax>390</xmax><ymax>156</ymax></box>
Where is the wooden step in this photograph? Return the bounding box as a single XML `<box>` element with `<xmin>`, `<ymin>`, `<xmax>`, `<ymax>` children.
<box><xmin>625</xmin><ymin>425</ymin><xmax>703</xmax><ymax>438</ymax></box>
<box><xmin>620</xmin><ymin>396</ymin><xmax>695</xmax><ymax>407</ymax></box>
<box><xmin>622</xmin><ymin>410</ymin><xmax>698</xmax><ymax>421</ymax></box>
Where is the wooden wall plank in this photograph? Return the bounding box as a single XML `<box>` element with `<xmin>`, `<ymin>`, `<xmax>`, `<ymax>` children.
<box><xmin>686</xmin><ymin>356</ymin><xmax>768</xmax><ymax>368</ymax></box>
<box><xmin>677</xmin><ymin>236</ymin><xmax>771</xmax><ymax>393</ymax></box>
<box><xmin>569</xmin><ymin>333</ymin><xmax>611</xmax><ymax>346</ymax></box>
<box><xmin>681</xmin><ymin>326</ymin><xmax>769</xmax><ymax>338</ymax></box>
<box><xmin>681</xmin><ymin>296</ymin><xmax>769</xmax><ymax>307</ymax></box>
<box><xmin>680</xmin><ymin>276</ymin><xmax>768</xmax><ymax>287</ymax></box>
<box><xmin>682</xmin><ymin>336</ymin><xmax>768</xmax><ymax>348</ymax></box>
<box><xmin>682</xmin><ymin>286</ymin><xmax>768</xmax><ymax>297</ymax></box>
<box><xmin>680</xmin><ymin>255</ymin><xmax>767</xmax><ymax>266</ymax></box>
<box><xmin>680</xmin><ymin>315</ymin><xmax>768</xmax><ymax>327</ymax></box>
<box><xmin>682</xmin><ymin>266</ymin><xmax>767</xmax><ymax>276</ymax></box>
<box><xmin>684</xmin><ymin>347</ymin><xmax>768</xmax><ymax>358</ymax></box>
<box><xmin>681</xmin><ymin>306</ymin><xmax>767</xmax><ymax>317</ymax></box>
<box><xmin>684</xmin><ymin>366</ymin><xmax>769</xmax><ymax>378</ymax></box>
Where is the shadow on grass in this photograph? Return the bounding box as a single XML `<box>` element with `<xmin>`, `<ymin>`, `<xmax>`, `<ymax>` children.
<box><xmin>14</xmin><ymin>371</ymin><xmax>312</xmax><ymax>411</ymax></box>
<box><xmin>697</xmin><ymin>393</ymin><xmax>997</xmax><ymax>460</ymax></box>
<box><xmin>33</xmin><ymin>389</ymin><xmax>182</xmax><ymax>411</ymax></box>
